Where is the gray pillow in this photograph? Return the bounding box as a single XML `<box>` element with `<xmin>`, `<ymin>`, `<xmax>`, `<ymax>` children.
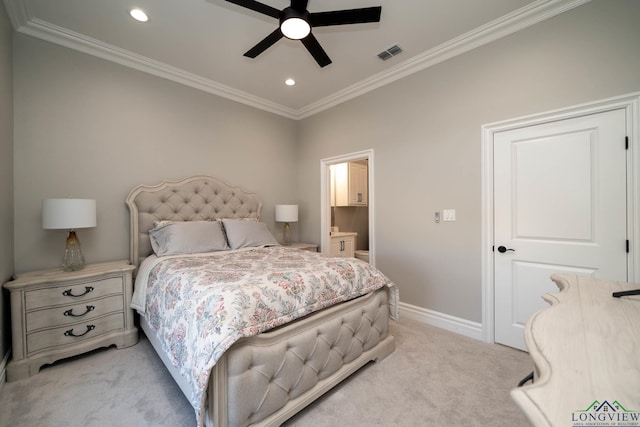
<box><xmin>221</xmin><ymin>219</ymin><xmax>279</xmax><ymax>249</ymax></box>
<box><xmin>149</xmin><ymin>221</ymin><xmax>229</xmax><ymax>256</ymax></box>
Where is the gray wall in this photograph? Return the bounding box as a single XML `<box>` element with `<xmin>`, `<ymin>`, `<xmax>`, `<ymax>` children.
<box><xmin>297</xmin><ymin>0</ymin><xmax>640</xmax><ymax>323</ymax></box>
<box><xmin>0</xmin><ymin>3</ymin><xmax>14</xmax><ymax>369</ymax></box>
<box><xmin>3</xmin><ymin>0</ymin><xmax>640</xmax><ymax>372</ymax></box>
<box><xmin>13</xmin><ymin>35</ymin><xmax>299</xmax><ymax>274</ymax></box>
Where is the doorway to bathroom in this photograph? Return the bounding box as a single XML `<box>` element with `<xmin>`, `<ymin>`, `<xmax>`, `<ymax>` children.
<box><xmin>320</xmin><ymin>149</ymin><xmax>374</xmax><ymax>266</ymax></box>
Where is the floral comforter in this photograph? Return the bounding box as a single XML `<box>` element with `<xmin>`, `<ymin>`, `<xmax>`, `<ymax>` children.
<box><xmin>131</xmin><ymin>246</ymin><xmax>398</xmax><ymax>426</ymax></box>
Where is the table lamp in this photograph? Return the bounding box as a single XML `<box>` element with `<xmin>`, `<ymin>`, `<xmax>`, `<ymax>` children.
<box><xmin>43</xmin><ymin>198</ymin><xmax>97</xmax><ymax>271</ymax></box>
<box><xmin>275</xmin><ymin>204</ymin><xmax>298</xmax><ymax>246</ymax></box>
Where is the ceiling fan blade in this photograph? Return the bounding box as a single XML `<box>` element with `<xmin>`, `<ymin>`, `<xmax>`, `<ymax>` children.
<box><xmin>244</xmin><ymin>28</ymin><xmax>284</xmax><ymax>58</ymax></box>
<box><xmin>301</xmin><ymin>34</ymin><xmax>332</xmax><ymax>67</ymax></box>
<box><xmin>309</xmin><ymin>7</ymin><xmax>382</xmax><ymax>27</ymax></box>
<box><xmin>291</xmin><ymin>0</ymin><xmax>309</xmax><ymax>11</ymax></box>
<box><xmin>225</xmin><ymin>0</ymin><xmax>280</xmax><ymax>19</ymax></box>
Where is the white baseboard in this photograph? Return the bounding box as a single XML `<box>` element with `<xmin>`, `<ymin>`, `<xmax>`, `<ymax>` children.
<box><xmin>0</xmin><ymin>349</ymin><xmax>9</xmax><ymax>390</ymax></box>
<box><xmin>398</xmin><ymin>302</ymin><xmax>483</xmax><ymax>341</ymax></box>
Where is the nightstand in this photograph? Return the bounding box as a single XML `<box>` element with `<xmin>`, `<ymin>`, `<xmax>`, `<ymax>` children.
<box><xmin>289</xmin><ymin>242</ymin><xmax>319</xmax><ymax>252</ymax></box>
<box><xmin>3</xmin><ymin>260</ymin><xmax>138</xmax><ymax>381</ymax></box>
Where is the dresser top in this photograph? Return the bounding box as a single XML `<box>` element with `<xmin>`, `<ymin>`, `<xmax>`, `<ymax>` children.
<box><xmin>5</xmin><ymin>260</ymin><xmax>134</xmax><ymax>289</ymax></box>
<box><xmin>511</xmin><ymin>273</ymin><xmax>640</xmax><ymax>426</ymax></box>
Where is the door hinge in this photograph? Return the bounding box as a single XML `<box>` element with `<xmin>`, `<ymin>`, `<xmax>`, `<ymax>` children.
<box><xmin>626</xmin><ymin>136</ymin><xmax>629</xmax><ymax>150</ymax></box>
<box><xmin>627</xmin><ymin>240</ymin><xmax>630</xmax><ymax>253</ymax></box>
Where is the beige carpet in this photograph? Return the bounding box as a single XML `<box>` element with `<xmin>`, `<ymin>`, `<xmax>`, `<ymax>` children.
<box><xmin>0</xmin><ymin>317</ymin><xmax>533</xmax><ymax>427</ymax></box>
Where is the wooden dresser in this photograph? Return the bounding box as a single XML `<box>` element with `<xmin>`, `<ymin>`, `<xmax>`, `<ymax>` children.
<box><xmin>511</xmin><ymin>274</ymin><xmax>640</xmax><ymax>426</ymax></box>
<box><xmin>3</xmin><ymin>260</ymin><xmax>138</xmax><ymax>381</ymax></box>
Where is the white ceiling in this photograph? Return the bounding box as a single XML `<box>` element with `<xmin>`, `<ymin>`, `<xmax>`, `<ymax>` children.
<box><xmin>3</xmin><ymin>0</ymin><xmax>589</xmax><ymax>119</ymax></box>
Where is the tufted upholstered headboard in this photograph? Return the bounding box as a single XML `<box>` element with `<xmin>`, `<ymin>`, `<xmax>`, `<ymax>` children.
<box><xmin>125</xmin><ymin>175</ymin><xmax>262</xmax><ymax>269</ymax></box>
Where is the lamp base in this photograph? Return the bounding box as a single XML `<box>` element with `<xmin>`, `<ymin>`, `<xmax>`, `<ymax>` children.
<box><xmin>283</xmin><ymin>222</ymin><xmax>291</xmax><ymax>246</ymax></box>
<box><xmin>62</xmin><ymin>230</ymin><xmax>85</xmax><ymax>271</ymax></box>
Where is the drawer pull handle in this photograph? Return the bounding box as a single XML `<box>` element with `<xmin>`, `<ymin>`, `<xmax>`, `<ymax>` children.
<box><xmin>62</xmin><ymin>286</ymin><xmax>94</xmax><ymax>298</ymax></box>
<box><xmin>63</xmin><ymin>305</ymin><xmax>95</xmax><ymax>317</ymax></box>
<box><xmin>64</xmin><ymin>324</ymin><xmax>95</xmax><ymax>338</ymax></box>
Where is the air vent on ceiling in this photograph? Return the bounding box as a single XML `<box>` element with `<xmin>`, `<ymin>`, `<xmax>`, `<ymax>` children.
<box><xmin>377</xmin><ymin>44</ymin><xmax>404</xmax><ymax>61</ymax></box>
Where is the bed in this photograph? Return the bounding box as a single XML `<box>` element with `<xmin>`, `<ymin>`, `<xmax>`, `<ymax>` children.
<box><xmin>125</xmin><ymin>175</ymin><xmax>398</xmax><ymax>427</ymax></box>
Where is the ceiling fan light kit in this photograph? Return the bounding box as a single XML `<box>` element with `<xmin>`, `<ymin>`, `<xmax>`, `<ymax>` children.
<box><xmin>280</xmin><ymin>8</ymin><xmax>311</xmax><ymax>40</ymax></box>
<box><xmin>225</xmin><ymin>0</ymin><xmax>381</xmax><ymax>68</ymax></box>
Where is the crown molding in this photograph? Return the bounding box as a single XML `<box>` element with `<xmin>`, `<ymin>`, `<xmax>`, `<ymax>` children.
<box><xmin>297</xmin><ymin>0</ymin><xmax>591</xmax><ymax>119</ymax></box>
<box><xmin>4</xmin><ymin>0</ymin><xmax>590</xmax><ymax>120</ymax></box>
<box><xmin>4</xmin><ymin>1</ymin><xmax>298</xmax><ymax>119</ymax></box>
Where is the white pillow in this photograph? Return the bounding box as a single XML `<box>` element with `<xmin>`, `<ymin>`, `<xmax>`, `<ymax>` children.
<box><xmin>221</xmin><ymin>219</ymin><xmax>279</xmax><ymax>249</ymax></box>
<box><xmin>149</xmin><ymin>221</ymin><xmax>229</xmax><ymax>256</ymax></box>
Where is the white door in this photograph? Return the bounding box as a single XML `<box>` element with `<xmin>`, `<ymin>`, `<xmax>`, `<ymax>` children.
<box><xmin>494</xmin><ymin>109</ymin><xmax>628</xmax><ymax>350</ymax></box>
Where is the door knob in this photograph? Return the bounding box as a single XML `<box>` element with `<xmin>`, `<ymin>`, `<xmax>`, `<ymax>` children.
<box><xmin>497</xmin><ymin>246</ymin><xmax>515</xmax><ymax>253</ymax></box>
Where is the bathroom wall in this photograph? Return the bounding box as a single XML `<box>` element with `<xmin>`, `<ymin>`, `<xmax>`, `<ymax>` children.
<box><xmin>333</xmin><ymin>206</ymin><xmax>369</xmax><ymax>251</ymax></box>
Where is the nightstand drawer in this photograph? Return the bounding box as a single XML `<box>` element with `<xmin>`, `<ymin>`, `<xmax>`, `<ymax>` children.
<box><xmin>27</xmin><ymin>312</ymin><xmax>125</xmax><ymax>355</ymax></box>
<box><xmin>26</xmin><ymin>294</ymin><xmax>124</xmax><ymax>332</ymax></box>
<box><xmin>25</xmin><ymin>277</ymin><xmax>124</xmax><ymax>310</ymax></box>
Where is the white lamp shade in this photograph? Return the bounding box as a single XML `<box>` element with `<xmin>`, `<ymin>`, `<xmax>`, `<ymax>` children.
<box><xmin>43</xmin><ymin>199</ymin><xmax>97</xmax><ymax>229</ymax></box>
<box><xmin>275</xmin><ymin>204</ymin><xmax>298</xmax><ymax>223</ymax></box>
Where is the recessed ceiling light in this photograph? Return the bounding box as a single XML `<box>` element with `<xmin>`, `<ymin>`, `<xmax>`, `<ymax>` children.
<box><xmin>130</xmin><ymin>8</ymin><xmax>149</xmax><ymax>22</ymax></box>
<box><xmin>285</xmin><ymin>78</ymin><xmax>296</xmax><ymax>86</ymax></box>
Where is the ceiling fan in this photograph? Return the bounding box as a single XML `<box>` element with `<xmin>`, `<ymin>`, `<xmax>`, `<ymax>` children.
<box><xmin>225</xmin><ymin>0</ymin><xmax>382</xmax><ymax>67</ymax></box>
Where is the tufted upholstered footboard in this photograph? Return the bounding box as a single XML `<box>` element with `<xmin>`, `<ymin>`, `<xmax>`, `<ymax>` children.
<box><xmin>206</xmin><ymin>286</ymin><xmax>395</xmax><ymax>427</ymax></box>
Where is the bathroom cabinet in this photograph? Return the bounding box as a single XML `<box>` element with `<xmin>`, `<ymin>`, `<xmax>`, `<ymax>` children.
<box><xmin>330</xmin><ymin>232</ymin><xmax>357</xmax><ymax>258</ymax></box>
<box><xmin>331</xmin><ymin>161</ymin><xmax>368</xmax><ymax>207</ymax></box>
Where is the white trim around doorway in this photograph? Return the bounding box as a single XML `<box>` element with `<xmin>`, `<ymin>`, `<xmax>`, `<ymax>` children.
<box><xmin>481</xmin><ymin>91</ymin><xmax>640</xmax><ymax>344</ymax></box>
<box><xmin>320</xmin><ymin>149</ymin><xmax>375</xmax><ymax>267</ymax></box>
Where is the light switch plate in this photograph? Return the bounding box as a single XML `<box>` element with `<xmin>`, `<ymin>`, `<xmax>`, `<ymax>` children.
<box><xmin>443</xmin><ymin>209</ymin><xmax>456</xmax><ymax>221</ymax></box>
